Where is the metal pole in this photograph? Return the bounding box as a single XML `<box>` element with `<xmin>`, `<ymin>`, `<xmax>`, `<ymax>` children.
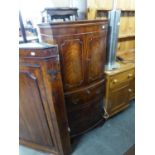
<box><xmin>112</xmin><ymin>0</ymin><xmax>118</xmax><ymax>10</ymax></box>
<box><xmin>105</xmin><ymin>9</ymin><xmax>121</xmax><ymax>70</ymax></box>
<box><xmin>19</xmin><ymin>10</ymin><xmax>27</xmax><ymax>43</ymax></box>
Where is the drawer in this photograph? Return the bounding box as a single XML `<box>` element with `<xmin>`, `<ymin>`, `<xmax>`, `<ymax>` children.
<box><xmin>109</xmin><ymin>69</ymin><xmax>134</xmax><ymax>89</ymax></box>
<box><xmin>67</xmin><ymin>97</ymin><xmax>103</xmax><ymax>121</ymax></box>
<box><xmin>69</xmin><ymin>113</ymin><xmax>102</xmax><ymax>136</ymax></box>
<box><xmin>65</xmin><ymin>81</ymin><xmax>105</xmax><ymax>136</ymax></box>
<box><xmin>65</xmin><ymin>80</ymin><xmax>105</xmax><ymax>111</ymax></box>
<box><xmin>67</xmin><ymin>99</ymin><xmax>103</xmax><ymax>136</ymax></box>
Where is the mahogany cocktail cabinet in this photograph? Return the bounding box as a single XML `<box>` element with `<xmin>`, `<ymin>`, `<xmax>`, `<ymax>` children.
<box><xmin>19</xmin><ymin>20</ymin><xmax>108</xmax><ymax>155</ymax></box>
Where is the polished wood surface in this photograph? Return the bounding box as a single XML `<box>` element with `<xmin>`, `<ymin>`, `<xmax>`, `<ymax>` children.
<box><xmin>117</xmin><ymin>10</ymin><xmax>135</xmax><ymax>61</ymax></box>
<box><xmin>104</xmin><ymin>62</ymin><xmax>135</xmax><ymax>117</ymax></box>
<box><xmin>19</xmin><ymin>43</ymin><xmax>71</xmax><ymax>155</ymax></box>
<box><xmin>38</xmin><ymin>20</ymin><xmax>108</xmax><ymax>136</ymax></box>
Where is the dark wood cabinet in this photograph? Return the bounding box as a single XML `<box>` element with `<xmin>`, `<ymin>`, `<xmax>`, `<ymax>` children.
<box><xmin>19</xmin><ymin>43</ymin><xmax>71</xmax><ymax>155</ymax></box>
<box><xmin>38</xmin><ymin>20</ymin><xmax>108</xmax><ymax>137</ymax></box>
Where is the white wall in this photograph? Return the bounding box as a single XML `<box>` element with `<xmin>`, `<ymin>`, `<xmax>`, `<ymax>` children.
<box><xmin>49</xmin><ymin>0</ymin><xmax>71</xmax><ymax>7</ymax></box>
<box><xmin>20</xmin><ymin>0</ymin><xmax>71</xmax><ymax>24</ymax></box>
<box><xmin>72</xmin><ymin>0</ymin><xmax>87</xmax><ymax>19</ymax></box>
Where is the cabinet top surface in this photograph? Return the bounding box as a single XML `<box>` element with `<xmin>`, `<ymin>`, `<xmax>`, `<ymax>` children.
<box><xmin>19</xmin><ymin>42</ymin><xmax>57</xmax><ymax>49</ymax></box>
<box><xmin>38</xmin><ymin>19</ymin><xmax>108</xmax><ymax>27</ymax></box>
<box><xmin>105</xmin><ymin>62</ymin><xmax>135</xmax><ymax>76</ymax></box>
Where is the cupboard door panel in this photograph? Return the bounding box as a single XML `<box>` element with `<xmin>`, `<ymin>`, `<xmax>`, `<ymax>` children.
<box><xmin>59</xmin><ymin>36</ymin><xmax>85</xmax><ymax>91</ymax></box>
<box><xmin>19</xmin><ymin>70</ymin><xmax>54</xmax><ymax>148</ymax></box>
<box><xmin>87</xmin><ymin>31</ymin><xmax>107</xmax><ymax>83</ymax></box>
<box><xmin>107</xmin><ymin>84</ymin><xmax>130</xmax><ymax>115</ymax></box>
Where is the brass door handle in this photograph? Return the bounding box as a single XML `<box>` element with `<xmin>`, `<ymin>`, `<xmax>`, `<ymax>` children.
<box><xmin>113</xmin><ymin>79</ymin><xmax>118</xmax><ymax>83</ymax></box>
<box><xmin>128</xmin><ymin>74</ymin><xmax>133</xmax><ymax>78</ymax></box>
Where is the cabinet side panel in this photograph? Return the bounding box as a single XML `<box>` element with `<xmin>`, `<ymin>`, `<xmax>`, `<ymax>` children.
<box><xmin>19</xmin><ymin>71</ymin><xmax>54</xmax><ymax>148</ymax></box>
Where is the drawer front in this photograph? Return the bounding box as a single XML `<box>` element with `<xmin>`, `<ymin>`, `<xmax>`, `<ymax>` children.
<box><xmin>109</xmin><ymin>69</ymin><xmax>134</xmax><ymax>89</ymax></box>
<box><xmin>68</xmin><ymin>99</ymin><xmax>103</xmax><ymax>136</ymax></box>
<box><xmin>65</xmin><ymin>80</ymin><xmax>105</xmax><ymax>111</ymax></box>
<box><xmin>65</xmin><ymin>81</ymin><xmax>105</xmax><ymax>136</ymax></box>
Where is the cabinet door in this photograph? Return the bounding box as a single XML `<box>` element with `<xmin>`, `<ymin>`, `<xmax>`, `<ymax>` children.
<box><xmin>19</xmin><ymin>65</ymin><xmax>55</xmax><ymax>150</ymax></box>
<box><xmin>58</xmin><ymin>35</ymin><xmax>85</xmax><ymax>91</ymax></box>
<box><xmin>107</xmin><ymin>83</ymin><xmax>130</xmax><ymax>116</ymax></box>
<box><xmin>86</xmin><ymin>31</ymin><xmax>107</xmax><ymax>83</ymax></box>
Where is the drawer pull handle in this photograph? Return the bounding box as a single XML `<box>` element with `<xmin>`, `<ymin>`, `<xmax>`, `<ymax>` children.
<box><xmin>86</xmin><ymin>90</ymin><xmax>91</xmax><ymax>95</ymax></box>
<box><xmin>128</xmin><ymin>74</ymin><xmax>133</xmax><ymax>78</ymax></box>
<box><xmin>128</xmin><ymin>89</ymin><xmax>132</xmax><ymax>92</ymax></box>
<box><xmin>113</xmin><ymin>79</ymin><xmax>118</xmax><ymax>83</ymax></box>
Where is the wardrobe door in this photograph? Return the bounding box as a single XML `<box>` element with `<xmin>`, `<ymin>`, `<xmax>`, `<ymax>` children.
<box><xmin>57</xmin><ymin>35</ymin><xmax>85</xmax><ymax>91</ymax></box>
<box><xmin>86</xmin><ymin>30</ymin><xmax>107</xmax><ymax>84</ymax></box>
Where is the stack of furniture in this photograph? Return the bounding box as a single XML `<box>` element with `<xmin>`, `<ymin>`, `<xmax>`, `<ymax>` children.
<box><xmin>42</xmin><ymin>7</ymin><xmax>78</xmax><ymax>22</ymax></box>
<box><xmin>19</xmin><ymin>1</ymin><xmax>135</xmax><ymax>155</ymax></box>
<box><xmin>19</xmin><ymin>20</ymin><xmax>108</xmax><ymax>155</ymax></box>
